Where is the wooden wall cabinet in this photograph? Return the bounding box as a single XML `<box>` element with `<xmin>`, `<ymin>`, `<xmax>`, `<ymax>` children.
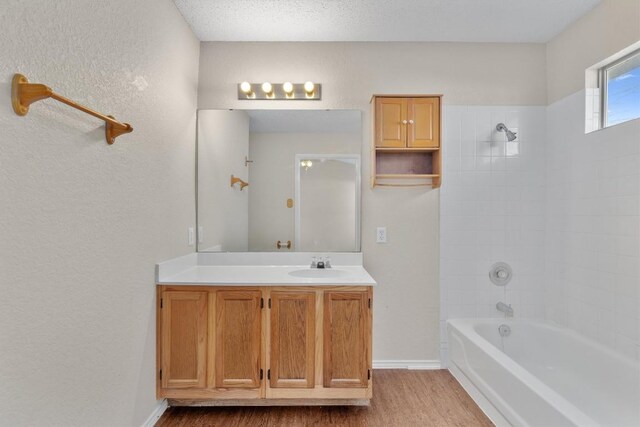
<box><xmin>157</xmin><ymin>285</ymin><xmax>373</xmax><ymax>405</ymax></box>
<box><xmin>372</xmin><ymin>95</ymin><xmax>442</xmax><ymax>188</ymax></box>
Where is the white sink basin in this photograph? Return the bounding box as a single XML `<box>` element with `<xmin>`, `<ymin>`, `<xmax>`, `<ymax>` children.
<box><xmin>288</xmin><ymin>269</ymin><xmax>349</xmax><ymax>279</ymax></box>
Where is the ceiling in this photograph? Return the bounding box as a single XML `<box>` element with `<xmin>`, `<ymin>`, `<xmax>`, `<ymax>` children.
<box><xmin>174</xmin><ymin>0</ymin><xmax>601</xmax><ymax>43</ymax></box>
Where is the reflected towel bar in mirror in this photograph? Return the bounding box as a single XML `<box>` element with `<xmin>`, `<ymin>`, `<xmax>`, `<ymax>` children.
<box><xmin>276</xmin><ymin>240</ymin><xmax>292</xmax><ymax>249</ymax></box>
<box><xmin>11</xmin><ymin>73</ymin><xmax>133</xmax><ymax>144</ymax></box>
<box><xmin>230</xmin><ymin>174</ymin><xmax>249</xmax><ymax>190</ymax></box>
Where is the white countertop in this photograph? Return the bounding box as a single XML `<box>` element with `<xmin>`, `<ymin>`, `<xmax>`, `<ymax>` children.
<box><xmin>159</xmin><ymin>265</ymin><xmax>376</xmax><ymax>285</ymax></box>
<box><xmin>156</xmin><ymin>252</ymin><xmax>376</xmax><ymax>286</ymax></box>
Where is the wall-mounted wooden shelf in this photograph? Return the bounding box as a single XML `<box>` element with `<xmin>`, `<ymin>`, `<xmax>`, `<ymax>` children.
<box><xmin>375</xmin><ymin>174</ymin><xmax>440</xmax><ymax>179</ymax></box>
<box><xmin>371</xmin><ymin>95</ymin><xmax>442</xmax><ymax>188</ymax></box>
<box><xmin>374</xmin><ymin>147</ymin><xmax>440</xmax><ymax>153</ymax></box>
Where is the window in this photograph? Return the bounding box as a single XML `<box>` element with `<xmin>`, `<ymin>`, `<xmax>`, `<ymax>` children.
<box><xmin>600</xmin><ymin>48</ymin><xmax>640</xmax><ymax>128</ymax></box>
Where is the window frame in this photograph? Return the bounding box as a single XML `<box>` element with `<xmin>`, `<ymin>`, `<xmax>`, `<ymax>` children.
<box><xmin>599</xmin><ymin>47</ymin><xmax>640</xmax><ymax>129</ymax></box>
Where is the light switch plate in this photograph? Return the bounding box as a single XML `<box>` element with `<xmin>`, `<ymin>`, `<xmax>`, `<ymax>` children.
<box><xmin>197</xmin><ymin>226</ymin><xmax>204</xmax><ymax>243</ymax></box>
<box><xmin>376</xmin><ymin>227</ymin><xmax>387</xmax><ymax>243</ymax></box>
<box><xmin>188</xmin><ymin>227</ymin><xmax>195</xmax><ymax>246</ymax></box>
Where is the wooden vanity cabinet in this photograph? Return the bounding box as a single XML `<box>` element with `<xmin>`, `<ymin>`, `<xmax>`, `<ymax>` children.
<box><xmin>323</xmin><ymin>291</ymin><xmax>370</xmax><ymax>388</ymax></box>
<box><xmin>214</xmin><ymin>290</ymin><xmax>262</xmax><ymax>389</ymax></box>
<box><xmin>372</xmin><ymin>95</ymin><xmax>442</xmax><ymax>188</ymax></box>
<box><xmin>159</xmin><ymin>291</ymin><xmax>208</xmax><ymax>389</ymax></box>
<box><xmin>269</xmin><ymin>291</ymin><xmax>316</xmax><ymax>389</ymax></box>
<box><xmin>157</xmin><ymin>285</ymin><xmax>372</xmax><ymax>405</ymax></box>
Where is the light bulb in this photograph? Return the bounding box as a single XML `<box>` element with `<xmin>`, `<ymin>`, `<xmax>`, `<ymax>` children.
<box><xmin>262</xmin><ymin>82</ymin><xmax>273</xmax><ymax>93</ymax></box>
<box><xmin>304</xmin><ymin>81</ymin><xmax>315</xmax><ymax>96</ymax></box>
<box><xmin>239</xmin><ymin>81</ymin><xmax>254</xmax><ymax>98</ymax></box>
<box><xmin>240</xmin><ymin>81</ymin><xmax>252</xmax><ymax>93</ymax></box>
<box><xmin>282</xmin><ymin>81</ymin><xmax>294</xmax><ymax>98</ymax></box>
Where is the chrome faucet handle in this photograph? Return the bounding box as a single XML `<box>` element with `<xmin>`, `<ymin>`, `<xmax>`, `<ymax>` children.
<box><xmin>310</xmin><ymin>257</ymin><xmax>318</xmax><ymax>268</ymax></box>
<box><xmin>325</xmin><ymin>257</ymin><xmax>331</xmax><ymax>268</ymax></box>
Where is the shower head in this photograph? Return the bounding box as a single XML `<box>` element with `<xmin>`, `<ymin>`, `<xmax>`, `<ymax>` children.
<box><xmin>496</xmin><ymin>123</ymin><xmax>517</xmax><ymax>141</ymax></box>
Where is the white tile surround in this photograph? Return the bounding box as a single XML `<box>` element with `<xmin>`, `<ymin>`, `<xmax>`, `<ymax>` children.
<box><xmin>546</xmin><ymin>91</ymin><xmax>640</xmax><ymax>361</ymax></box>
<box><xmin>440</xmin><ymin>97</ymin><xmax>640</xmax><ymax>363</ymax></box>
<box><xmin>439</xmin><ymin>105</ymin><xmax>547</xmax><ymax>361</ymax></box>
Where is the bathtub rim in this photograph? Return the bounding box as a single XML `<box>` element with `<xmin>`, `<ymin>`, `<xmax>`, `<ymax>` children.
<box><xmin>447</xmin><ymin>317</ymin><xmax>598</xmax><ymax>427</ymax></box>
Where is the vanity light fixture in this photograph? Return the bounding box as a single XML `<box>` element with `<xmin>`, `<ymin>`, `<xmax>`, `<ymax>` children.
<box><xmin>300</xmin><ymin>159</ymin><xmax>313</xmax><ymax>170</ymax></box>
<box><xmin>237</xmin><ymin>82</ymin><xmax>321</xmax><ymax>100</ymax></box>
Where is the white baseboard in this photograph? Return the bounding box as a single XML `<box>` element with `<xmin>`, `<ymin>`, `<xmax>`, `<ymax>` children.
<box><xmin>373</xmin><ymin>360</ymin><xmax>441</xmax><ymax>370</ymax></box>
<box><xmin>141</xmin><ymin>399</ymin><xmax>168</xmax><ymax>427</ymax></box>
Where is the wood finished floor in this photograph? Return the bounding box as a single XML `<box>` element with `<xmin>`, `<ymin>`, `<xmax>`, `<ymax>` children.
<box><xmin>156</xmin><ymin>370</ymin><xmax>493</xmax><ymax>426</ymax></box>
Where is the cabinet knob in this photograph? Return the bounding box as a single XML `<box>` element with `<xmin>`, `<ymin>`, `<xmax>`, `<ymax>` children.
<box><xmin>408</xmin><ymin>119</ymin><xmax>414</xmax><ymax>124</ymax></box>
<box><xmin>402</xmin><ymin>120</ymin><xmax>408</xmax><ymax>124</ymax></box>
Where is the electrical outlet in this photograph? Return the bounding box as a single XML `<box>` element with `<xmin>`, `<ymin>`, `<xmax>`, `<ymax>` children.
<box><xmin>376</xmin><ymin>227</ymin><xmax>387</xmax><ymax>243</ymax></box>
<box><xmin>188</xmin><ymin>227</ymin><xmax>195</xmax><ymax>246</ymax></box>
<box><xmin>197</xmin><ymin>226</ymin><xmax>204</xmax><ymax>244</ymax></box>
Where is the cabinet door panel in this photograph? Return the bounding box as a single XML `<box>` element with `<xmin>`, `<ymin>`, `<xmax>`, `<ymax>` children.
<box><xmin>323</xmin><ymin>291</ymin><xmax>369</xmax><ymax>388</ymax></box>
<box><xmin>215</xmin><ymin>290</ymin><xmax>262</xmax><ymax>388</ymax></box>
<box><xmin>270</xmin><ymin>291</ymin><xmax>315</xmax><ymax>388</ymax></box>
<box><xmin>376</xmin><ymin>97</ymin><xmax>407</xmax><ymax>148</ymax></box>
<box><xmin>161</xmin><ymin>291</ymin><xmax>207</xmax><ymax>389</ymax></box>
<box><xmin>408</xmin><ymin>97</ymin><xmax>440</xmax><ymax>148</ymax></box>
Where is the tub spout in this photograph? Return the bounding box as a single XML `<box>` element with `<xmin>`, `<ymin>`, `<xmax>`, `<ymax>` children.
<box><xmin>496</xmin><ymin>301</ymin><xmax>514</xmax><ymax>317</ymax></box>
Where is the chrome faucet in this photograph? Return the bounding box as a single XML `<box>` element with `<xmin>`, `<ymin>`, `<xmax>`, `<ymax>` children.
<box><xmin>310</xmin><ymin>256</ymin><xmax>332</xmax><ymax>269</ymax></box>
<box><xmin>496</xmin><ymin>302</ymin><xmax>514</xmax><ymax>317</ymax></box>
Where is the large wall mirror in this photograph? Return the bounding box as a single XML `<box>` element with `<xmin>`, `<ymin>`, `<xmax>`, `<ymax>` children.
<box><xmin>197</xmin><ymin>109</ymin><xmax>362</xmax><ymax>252</ymax></box>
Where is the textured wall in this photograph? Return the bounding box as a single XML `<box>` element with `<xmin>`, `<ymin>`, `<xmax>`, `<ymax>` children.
<box><xmin>198</xmin><ymin>41</ymin><xmax>546</xmax><ymax>362</ymax></box>
<box><xmin>0</xmin><ymin>1</ymin><xmax>199</xmax><ymax>426</ymax></box>
<box><xmin>546</xmin><ymin>0</ymin><xmax>640</xmax><ymax>104</ymax></box>
<box><xmin>199</xmin><ymin>42</ymin><xmax>547</xmax><ymax>109</ymax></box>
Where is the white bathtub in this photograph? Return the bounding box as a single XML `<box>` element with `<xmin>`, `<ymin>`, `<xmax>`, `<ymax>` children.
<box><xmin>447</xmin><ymin>318</ymin><xmax>640</xmax><ymax>427</ymax></box>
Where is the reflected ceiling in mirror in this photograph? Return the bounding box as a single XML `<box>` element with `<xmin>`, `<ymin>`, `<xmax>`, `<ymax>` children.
<box><xmin>197</xmin><ymin>109</ymin><xmax>362</xmax><ymax>253</ymax></box>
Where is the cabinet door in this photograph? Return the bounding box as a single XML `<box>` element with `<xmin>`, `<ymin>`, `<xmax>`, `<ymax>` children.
<box><xmin>161</xmin><ymin>291</ymin><xmax>208</xmax><ymax>389</ymax></box>
<box><xmin>408</xmin><ymin>97</ymin><xmax>440</xmax><ymax>148</ymax></box>
<box><xmin>270</xmin><ymin>291</ymin><xmax>316</xmax><ymax>388</ymax></box>
<box><xmin>375</xmin><ymin>97</ymin><xmax>408</xmax><ymax>148</ymax></box>
<box><xmin>215</xmin><ymin>290</ymin><xmax>262</xmax><ymax>388</ymax></box>
<box><xmin>323</xmin><ymin>291</ymin><xmax>370</xmax><ymax>388</ymax></box>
